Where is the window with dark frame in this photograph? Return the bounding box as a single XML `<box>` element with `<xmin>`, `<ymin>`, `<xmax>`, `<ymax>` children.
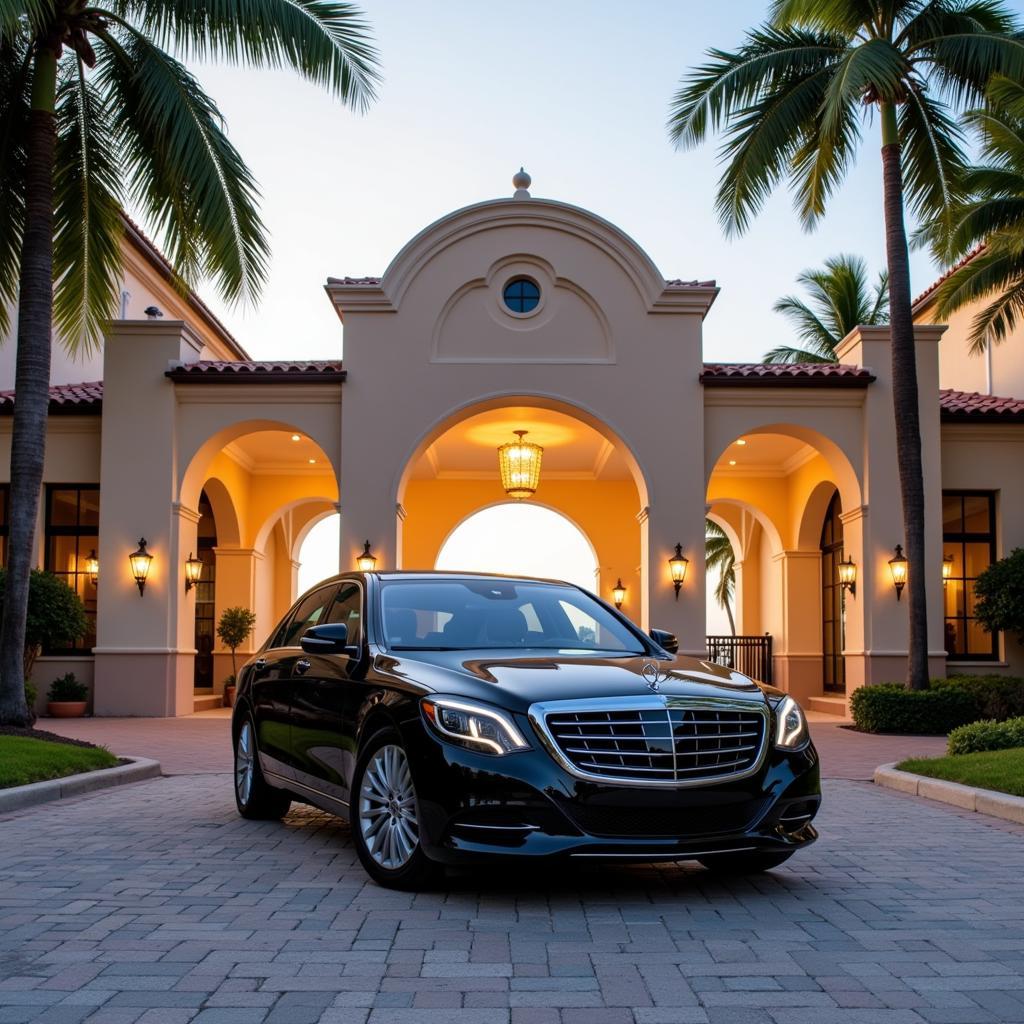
<box><xmin>942</xmin><ymin>491</ymin><xmax>998</xmax><ymax>661</ymax></box>
<box><xmin>502</xmin><ymin>277</ymin><xmax>541</xmax><ymax>314</ymax></box>
<box><xmin>43</xmin><ymin>485</ymin><xmax>99</xmax><ymax>654</ymax></box>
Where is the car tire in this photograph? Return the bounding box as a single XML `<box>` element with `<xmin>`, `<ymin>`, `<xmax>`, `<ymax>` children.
<box><xmin>698</xmin><ymin>851</ymin><xmax>794</xmax><ymax>874</ymax></box>
<box><xmin>351</xmin><ymin>728</ymin><xmax>441</xmax><ymax>891</ymax></box>
<box><xmin>234</xmin><ymin>716</ymin><xmax>291</xmax><ymax>820</ymax></box>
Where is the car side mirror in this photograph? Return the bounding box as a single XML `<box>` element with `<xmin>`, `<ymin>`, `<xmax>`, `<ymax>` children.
<box><xmin>300</xmin><ymin>622</ymin><xmax>355</xmax><ymax>656</ymax></box>
<box><xmin>649</xmin><ymin>628</ymin><xmax>678</xmax><ymax>655</ymax></box>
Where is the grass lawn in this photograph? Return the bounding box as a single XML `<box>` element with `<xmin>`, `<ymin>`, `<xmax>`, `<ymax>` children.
<box><xmin>898</xmin><ymin>747</ymin><xmax>1024</xmax><ymax>799</ymax></box>
<box><xmin>0</xmin><ymin>734</ymin><xmax>119</xmax><ymax>789</ymax></box>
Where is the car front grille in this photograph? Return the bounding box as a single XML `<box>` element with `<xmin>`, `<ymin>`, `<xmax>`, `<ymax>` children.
<box><xmin>533</xmin><ymin>697</ymin><xmax>768</xmax><ymax>786</ymax></box>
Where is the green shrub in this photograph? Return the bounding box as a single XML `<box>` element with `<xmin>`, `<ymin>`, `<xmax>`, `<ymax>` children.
<box><xmin>947</xmin><ymin>716</ymin><xmax>1024</xmax><ymax>755</ymax></box>
<box><xmin>974</xmin><ymin>548</ymin><xmax>1024</xmax><ymax>643</ymax></box>
<box><xmin>24</xmin><ymin>679</ymin><xmax>36</xmax><ymax>709</ymax></box>
<box><xmin>937</xmin><ymin>675</ymin><xmax>1024</xmax><ymax>721</ymax></box>
<box><xmin>46</xmin><ymin>673</ymin><xmax>89</xmax><ymax>703</ymax></box>
<box><xmin>850</xmin><ymin>683</ymin><xmax>978</xmax><ymax>734</ymax></box>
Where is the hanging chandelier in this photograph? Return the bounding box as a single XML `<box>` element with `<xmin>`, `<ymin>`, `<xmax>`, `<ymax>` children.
<box><xmin>497</xmin><ymin>430</ymin><xmax>543</xmax><ymax>500</ymax></box>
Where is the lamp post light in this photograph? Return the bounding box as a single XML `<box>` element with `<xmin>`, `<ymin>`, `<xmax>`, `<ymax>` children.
<box><xmin>612</xmin><ymin>578</ymin><xmax>626</xmax><ymax>610</ymax></box>
<box><xmin>837</xmin><ymin>556</ymin><xmax>857</xmax><ymax>595</ymax></box>
<box><xmin>356</xmin><ymin>540</ymin><xmax>377</xmax><ymax>572</ymax></box>
<box><xmin>668</xmin><ymin>544</ymin><xmax>689</xmax><ymax>600</ymax></box>
<box><xmin>129</xmin><ymin>538</ymin><xmax>153</xmax><ymax>596</ymax></box>
<box><xmin>184</xmin><ymin>552</ymin><xmax>204</xmax><ymax>592</ymax></box>
<box><xmin>888</xmin><ymin>544</ymin><xmax>908</xmax><ymax>601</ymax></box>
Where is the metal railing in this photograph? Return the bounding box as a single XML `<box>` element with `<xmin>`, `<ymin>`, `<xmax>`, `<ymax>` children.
<box><xmin>705</xmin><ymin>634</ymin><xmax>773</xmax><ymax>684</ymax></box>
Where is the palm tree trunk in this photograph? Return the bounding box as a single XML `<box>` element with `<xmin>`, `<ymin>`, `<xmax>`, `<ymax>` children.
<box><xmin>0</xmin><ymin>48</ymin><xmax>58</xmax><ymax>727</ymax></box>
<box><xmin>879</xmin><ymin>103</ymin><xmax>930</xmax><ymax>691</ymax></box>
<box><xmin>724</xmin><ymin>599</ymin><xmax>736</xmax><ymax>637</ymax></box>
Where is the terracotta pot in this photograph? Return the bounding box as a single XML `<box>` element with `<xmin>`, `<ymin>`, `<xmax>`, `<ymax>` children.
<box><xmin>223</xmin><ymin>686</ymin><xmax>236</xmax><ymax>708</ymax></box>
<box><xmin>47</xmin><ymin>701</ymin><xmax>88</xmax><ymax>718</ymax></box>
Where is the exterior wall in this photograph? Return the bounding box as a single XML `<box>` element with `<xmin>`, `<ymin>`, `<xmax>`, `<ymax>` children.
<box><xmin>941</xmin><ymin>423</ymin><xmax>1024</xmax><ymax>676</ymax></box>
<box><xmin>917</xmin><ymin>291</ymin><xmax>1024</xmax><ymax>400</ymax></box>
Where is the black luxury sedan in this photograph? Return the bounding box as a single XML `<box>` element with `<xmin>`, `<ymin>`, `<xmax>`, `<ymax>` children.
<box><xmin>231</xmin><ymin>571</ymin><xmax>820</xmax><ymax>889</ymax></box>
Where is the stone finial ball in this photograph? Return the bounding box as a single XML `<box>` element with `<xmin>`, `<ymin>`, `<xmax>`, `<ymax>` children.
<box><xmin>512</xmin><ymin>167</ymin><xmax>532</xmax><ymax>191</ymax></box>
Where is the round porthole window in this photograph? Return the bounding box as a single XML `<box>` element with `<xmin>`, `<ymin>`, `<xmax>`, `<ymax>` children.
<box><xmin>502</xmin><ymin>277</ymin><xmax>541</xmax><ymax>314</ymax></box>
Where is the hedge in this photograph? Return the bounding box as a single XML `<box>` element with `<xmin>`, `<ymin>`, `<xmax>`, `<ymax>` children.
<box><xmin>850</xmin><ymin>683</ymin><xmax>979</xmax><ymax>734</ymax></box>
<box><xmin>947</xmin><ymin>716</ymin><xmax>1024</xmax><ymax>756</ymax></box>
<box><xmin>936</xmin><ymin>675</ymin><xmax>1024</xmax><ymax>721</ymax></box>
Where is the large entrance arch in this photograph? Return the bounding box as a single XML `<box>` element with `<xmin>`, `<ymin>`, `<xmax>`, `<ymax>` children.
<box><xmin>396</xmin><ymin>399</ymin><xmax>645</xmax><ymax>618</ymax></box>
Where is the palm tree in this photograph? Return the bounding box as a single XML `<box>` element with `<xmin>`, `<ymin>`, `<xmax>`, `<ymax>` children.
<box><xmin>668</xmin><ymin>0</ymin><xmax>1024</xmax><ymax>690</ymax></box>
<box><xmin>765</xmin><ymin>254</ymin><xmax>888</xmax><ymax>362</ymax></box>
<box><xmin>0</xmin><ymin>2</ymin><xmax>380</xmax><ymax>726</ymax></box>
<box><xmin>706</xmin><ymin>519</ymin><xmax>736</xmax><ymax>635</ymax></box>
<box><xmin>923</xmin><ymin>75</ymin><xmax>1024</xmax><ymax>353</ymax></box>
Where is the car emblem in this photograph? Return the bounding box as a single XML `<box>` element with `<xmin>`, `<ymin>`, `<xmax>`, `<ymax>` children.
<box><xmin>641</xmin><ymin>662</ymin><xmax>661</xmax><ymax>691</ymax></box>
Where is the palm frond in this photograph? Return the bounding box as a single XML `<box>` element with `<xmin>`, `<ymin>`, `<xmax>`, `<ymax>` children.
<box><xmin>933</xmin><ymin>246</ymin><xmax>1024</xmax><ymax>347</ymax></box>
<box><xmin>52</xmin><ymin>59</ymin><xmax>125</xmax><ymax>352</ymax></box>
<box><xmin>94</xmin><ymin>25</ymin><xmax>270</xmax><ymax>305</ymax></box>
<box><xmin>668</xmin><ymin>25</ymin><xmax>842</xmax><ymax>151</ymax></box>
<box><xmin>770</xmin><ymin>0</ymin><xmax>874</xmax><ymax>36</ymax></box>
<box><xmin>0</xmin><ymin>1</ymin><xmax>50</xmax><ymax>43</ymax></box>
<box><xmin>772</xmin><ymin>293</ymin><xmax>837</xmax><ymax>349</ymax></box>
<box><xmin>921</xmin><ymin>32</ymin><xmax>1024</xmax><ymax>109</ymax></box>
<box><xmin>762</xmin><ymin>344</ymin><xmax>837</xmax><ymax>363</ymax></box>
<box><xmin>110</xmin><ymin>0</ymin><xmax>380</xmax><ymax>111</ymax></box>
<box><xmin>967</xmin><ymin>274</ymin><xmax>1024</xmax><ymax>350</ymax></box>
<box><xmin>0</xmin><ymin>35</ymin><xmax>30</xmax><ymax>336</ymax></box>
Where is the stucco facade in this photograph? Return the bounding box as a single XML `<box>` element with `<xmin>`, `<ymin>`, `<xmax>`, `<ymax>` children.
<box><xmin>2</xmin><ymin>183</ymin><xmax>1022</xmax><ymax>717</ymax></box>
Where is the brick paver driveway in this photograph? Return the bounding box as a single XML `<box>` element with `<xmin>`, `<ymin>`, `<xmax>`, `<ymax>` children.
<box><xmin>2</xmin><ymin>719</ymin><xmax>1020</xmax><ymax>1024</ymax></box>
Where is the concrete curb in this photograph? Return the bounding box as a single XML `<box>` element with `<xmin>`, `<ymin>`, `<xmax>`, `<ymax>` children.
<box><xmin>874</xmin><ymin>763</ymin><xmax>1024</xmax><ymax>826</ymax></box>
<box><xmin>0</xmin><ymin>756</ymin><xmax>162</xmax><ymax>814</ymax></box>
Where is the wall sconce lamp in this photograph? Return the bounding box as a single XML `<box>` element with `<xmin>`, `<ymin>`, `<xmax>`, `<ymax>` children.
<box><xmin>612</xmin><ymin>578</ymin><xmax>626</xmax><ymax>610</ymax></box>
<box><xmin>184</xmin><ymin>552</ymin><xmax>204</xmax><ymax>592</ymax></box>
<box><xmin>942</xmin><ymin>554</ymin><xmax>954</xmax><ymax>586</ymax></box>
<box><xmin>888</xmin><ymin>544</ymin><xmax>908</xmax><ymax>601</ymax></box>
<box><xmin>356</xmin><ymin>540</ymin><xmax>377</xmax><ymax>572</ymax></box>
<box><xmin>837</xmin><ymin>556</ymin><xmax>857</xmax><ymax>595</ymax></box>
<box><xmin>84</xmin><ymin>549</ymin><xmax>99</xmax><ymax>587</ymax></box>
<box><xmin>129</xmin><ymin>538</ymin><xmax>153</xmax><ymax>596</ymax></box>
<box><xmin>668</xmin><ymin>544</ymin><xmax>689</xmax><ymax>600</ymax></box>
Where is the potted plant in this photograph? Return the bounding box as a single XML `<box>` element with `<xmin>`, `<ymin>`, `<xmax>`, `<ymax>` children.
<box><xmin>217</xmin><ymin>607</ymin><xmax>257</xmax><ymax>707</ymax></box>
<box><xmin>0</xmin><ymin>568</ymin><xmax>87</xmax><ymax>725</ymax></box>
<box><xmin>46</xmin><ymin>673</ymin><xmax>89</xmax><ymax>718</ymax></box>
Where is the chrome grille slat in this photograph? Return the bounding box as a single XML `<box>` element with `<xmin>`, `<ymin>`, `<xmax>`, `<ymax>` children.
<box><xmin>533</xmin><ymin>697</ymin><xmax>769</xmax><ymax>787</ymax></box>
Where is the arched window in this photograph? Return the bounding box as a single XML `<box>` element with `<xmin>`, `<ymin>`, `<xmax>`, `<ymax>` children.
<box><xmin>820</xmin><ymin>490</ymin><xmax>845</xmax><ymax>694</ymax></box>
<box><xmin>436</xmin><ymin>504</ymin><xmax>597</xmax><ymax>591</ymax></box>
<box><xmin>194</xmin><ymin>490</ymin><xmax>217</xmax><ymax>689</ymax></box>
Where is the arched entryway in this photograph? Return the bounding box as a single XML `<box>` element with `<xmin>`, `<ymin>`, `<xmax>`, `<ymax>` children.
<box><xmin>435</xmin><ymin>503</ymin><xmax>599</xmax><ymax>591</ymax></box>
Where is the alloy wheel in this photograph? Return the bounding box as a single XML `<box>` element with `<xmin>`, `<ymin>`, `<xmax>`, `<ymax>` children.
<box><xmin>235</xmin><ymin>721</ymin><xmax>255</xmax><ymax>806</ymax></box>
<box><xmin>358</xmin><ymin>743</ymin><xmax>419</xmax><ymax>870</ymax></box>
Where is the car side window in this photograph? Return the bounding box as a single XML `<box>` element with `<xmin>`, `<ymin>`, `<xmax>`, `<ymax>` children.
<box><xmin>283</xmin><ymin>586</ymin><xmax>338</xmax><ymax>648</ymax></box>
<box><xmin>326</xmin><ymin>583</ymin><xmax>362</xmax><ymax>643</ymax></box>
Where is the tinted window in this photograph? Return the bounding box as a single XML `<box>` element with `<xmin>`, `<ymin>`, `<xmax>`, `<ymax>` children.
<box><xmin>380</xmin><ymin>579</ymin><xmax>645</xmax><ymax>654</ymax></box>
<box><xmin>326</xmin><ymin>582</ymin><xmax>362</xmax><ymax>643</ymax></box>
<box><xmin>502</xmin><ymin>277</ymin><xmax>540</xmax><ymax>313</ymax></box>
<box><xmin>278</xmin><ymin>586</ymin><xmax>338</xmax><ymax>649</ymax></box>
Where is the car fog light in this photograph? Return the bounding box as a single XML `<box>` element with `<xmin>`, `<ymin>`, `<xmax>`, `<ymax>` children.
<box><xmin>422</xmin><ymin>696</ymin><xmax>530</xmax><ymax>755</ymax></box>
<box><xmin>774</xmin><ymin>696</ymin><xmax>809</xmax><ymax>750</ymax></box>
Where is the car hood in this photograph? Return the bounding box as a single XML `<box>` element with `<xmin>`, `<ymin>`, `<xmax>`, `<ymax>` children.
<box><xmin>376</xmin><ymin>649</ymin><xmax>768</xmax><ymax>713</ymax></box>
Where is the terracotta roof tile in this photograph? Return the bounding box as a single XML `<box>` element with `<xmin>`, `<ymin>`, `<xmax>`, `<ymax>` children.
<box><xmin>912</xmin><ymin>245</ymin><xmax>986</xmax><ymax>311</ymax></box>
<box><xmin>0</xmin><ymin>381</ymin><xmax>103</xmax><ymax>414</ymax></box>
<box><xmin>940</xmin><ymin>388</ymin><xmax>1024</xmax><ymax>422</ymax></box>
<box><xmin>700</xmin><ymin>362</ymin><xmax>875</xmax><ymax>386</ymax></box>
<box><xmin>165</xmin><ymin>359</ymin><xmax>345</xmax><ymax>382</ymax></box>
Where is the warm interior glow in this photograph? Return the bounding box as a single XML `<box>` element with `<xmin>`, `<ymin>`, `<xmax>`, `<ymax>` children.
<box><xmin>129</xmin><ymin>538</ymin><xmax>153</xmax><ymax>594</ymax></box>
<box><xmin>735</xmin><ymin>439</ymin><xmax>747</xmax><ymax>446</ymax></box>
<box><xmin>184</xmin><ymin>552</ymin><xmax>204</xmax><ymax>590</ymax></box>
<box><xmin>497</xmin><ymin>430</ymin><xmax>543</xmax><ymax>500</ymax></box>
<box><xmin>291</xmin><ymin>434</ymin><xmax>301</xmax><ymax>442</ymax></box>
<box><xmin>611</xmin><ymin>578</ymin><xmax>626</xmax><ymax>608</ymax></box>
<box><xmin>669</xmin><ymin>545</ymin><xmax>689</xmax><ymax>585</ymax></box>
<box><xmin>942</xmin><ymin>554</ymin><xmax>954</xmax><ymax>582</ymax></box>
<box><xmin>728</xmin><ymin>459</ymin><xmax>737</xmax><ymax>466</ymax></box>
<box><xmin>888</xmin><ymin>544</ymin><xmax>908</xmax><ymax>596</ymax></box>
<box><xmin>84</xmin><ymin>549</ymin><xmax>99</xmax><ymax>585</ymax></box>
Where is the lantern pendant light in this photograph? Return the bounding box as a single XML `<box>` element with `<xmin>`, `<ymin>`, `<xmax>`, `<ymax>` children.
<box><xmin>497</xmin><ymin>430</ymin><xmax>543</xmax><ymax>500</ymax></box>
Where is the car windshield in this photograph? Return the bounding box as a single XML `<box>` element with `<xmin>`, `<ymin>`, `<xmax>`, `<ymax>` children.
<box><xmin>380</xmin><ymin>578</ymin><xmax>647</xmax><ymax>654</ymax></box>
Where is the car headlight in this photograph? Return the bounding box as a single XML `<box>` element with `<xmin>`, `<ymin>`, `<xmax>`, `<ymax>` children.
<box><xmin>421</xmin><ymin>696</ymin><xmax>530</xmax><ymax>755</ymax></box>
<box><xmin>774</xmin><ymin>696</ymin><xmax>809</xmax><ymax>749</ymax></box>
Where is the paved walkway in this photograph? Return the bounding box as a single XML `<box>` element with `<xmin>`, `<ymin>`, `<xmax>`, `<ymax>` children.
<box><xmin>1</xmin><ymin>771</ymin><xmax>1023</xmax><ymax>1024</ymax></box>
<box><xmin>42</xmin><ymin>711</ymin><xmax>948</xmax><ymax>780</ymax></box>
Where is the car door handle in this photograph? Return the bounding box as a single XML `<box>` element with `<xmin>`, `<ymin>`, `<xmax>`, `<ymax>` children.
<box><xmin>295</xmin><ymin>659</ymin><xmax>311</xmax><ymax>675</ymax></box>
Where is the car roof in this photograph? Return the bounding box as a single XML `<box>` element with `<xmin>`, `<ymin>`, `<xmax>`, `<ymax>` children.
<box><xmin>373</xmin><ymin>569</ymin><xmax>577</xmax><ymax>587</ymax></box>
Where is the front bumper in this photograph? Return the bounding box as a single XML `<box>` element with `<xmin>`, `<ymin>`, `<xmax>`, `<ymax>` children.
<box><xmin>399</xmin><ymin>715</ymin><xmax>821</xmax><ymax>865</ymax></box>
